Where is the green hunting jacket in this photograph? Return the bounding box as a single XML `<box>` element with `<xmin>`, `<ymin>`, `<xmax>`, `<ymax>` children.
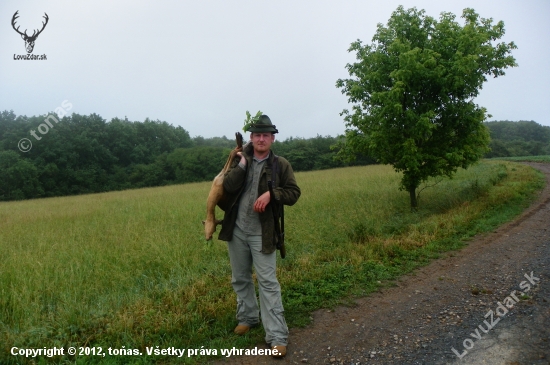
<box><xmin>218</xmin><ymin>143</ymin><xmax>301</xmax><ymax>253</ymax></box>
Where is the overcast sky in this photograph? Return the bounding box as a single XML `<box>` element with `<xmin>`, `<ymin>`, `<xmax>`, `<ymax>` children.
<box><xmin>1</xmin><ymin>0</ymin><xmax>549</xmax><ymax>141</ymax></box>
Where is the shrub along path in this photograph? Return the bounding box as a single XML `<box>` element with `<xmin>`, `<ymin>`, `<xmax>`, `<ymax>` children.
<box><xmin>215</xmin><ymin>163</ymin><xmax>550</xmax><ymax>365</ymax></box>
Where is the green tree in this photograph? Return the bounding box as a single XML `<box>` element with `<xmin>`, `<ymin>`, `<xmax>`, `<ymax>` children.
<box><xmin>166</xmin><ymin>146</ymin><xmax>229</xmax><ymax>183</ymax></box>
<box><xmin>336</xmin><ymin>6</ymin><xmax>517</xmax><ymax>208</ymax></box>
<box><xmin>484</xmin><ymin>120</ymin><xmax>550</xmax><ymax>145</ymax></box>
<box><xmin>0</xmin><ymin>151</ymin><xmax>43</xmax><ymax>200</ymax></box>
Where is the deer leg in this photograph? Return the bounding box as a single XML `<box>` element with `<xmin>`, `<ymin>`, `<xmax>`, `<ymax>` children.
<box><xmin>204</xmin><ymin>171</ymin><xmax>225</xmax><ymax>240</ymax></box>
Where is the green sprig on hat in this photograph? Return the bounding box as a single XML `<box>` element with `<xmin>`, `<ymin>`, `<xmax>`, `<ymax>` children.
<box><xmin>243</xmin><ymin>110</ymin><xmax>263</xmax><ymax>133</ymax></box>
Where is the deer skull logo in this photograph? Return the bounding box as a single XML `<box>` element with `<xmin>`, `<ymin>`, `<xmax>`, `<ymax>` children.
<box><xmin>12</xmin><ymin>11</ymin><xmax>49</xmax><ymax>54</ymax></box>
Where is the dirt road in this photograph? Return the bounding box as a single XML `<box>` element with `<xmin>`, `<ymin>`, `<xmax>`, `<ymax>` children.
<box><xmin>215</xmin><ymin>163</ymin><xmax>550</xmax><ymax>365</ymax></box>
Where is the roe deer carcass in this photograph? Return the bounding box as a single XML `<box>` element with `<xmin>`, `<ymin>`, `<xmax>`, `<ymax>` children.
<box><xmin>203</xmin><ymin>132</ymin><xmax>246</xmax><ymax>240</ymax></box>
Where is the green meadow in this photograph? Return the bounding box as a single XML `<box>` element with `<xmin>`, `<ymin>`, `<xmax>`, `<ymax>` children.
<box><xmin>0</xmin><ymin>161</ymin><xmax>545</xmax><ymax>364</ymax></box>
<box><xmin>492</xmin><ymin>155</ymin><xmax>550</xmax><ymax>163</ymax></box>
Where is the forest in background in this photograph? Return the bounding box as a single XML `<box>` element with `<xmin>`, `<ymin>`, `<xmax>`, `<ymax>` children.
<box><xmin>0</xmin><ymin>111</ymin><xmax>372</xmax><ymax>201</ymax></box>
<box><xmin>0</xmin><ymin>110</ymin><xmax>547</xmax><ymax>201</ymax></box>
<box><xmin>484</xmin><ymin>120</ymin><xmax>550</xmax><ymax>158</ymax></box>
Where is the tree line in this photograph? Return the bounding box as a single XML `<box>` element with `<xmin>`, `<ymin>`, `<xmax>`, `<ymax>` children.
<box><xmin>1</xmin><ymin>110</ymin><xmax>546</xmax><ymax>202</ymax></box>
<box><xmin>0</xmin><ymin>111</ymin><xmax>371</xmax><ymax>201</ymax></box>
<box><xmin>484</xmin><ymin>120</ymin><xmax>550</xmax><ymax>158</ymax></box>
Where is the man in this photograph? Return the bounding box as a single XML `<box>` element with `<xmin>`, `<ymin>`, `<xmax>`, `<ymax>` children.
<box><xmin>218</xmin><ymin>115</ymin><xmax>301</xmax><ymax>358</ymax></box>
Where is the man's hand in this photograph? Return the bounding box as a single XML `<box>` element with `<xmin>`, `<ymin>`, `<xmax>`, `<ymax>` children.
<box><xmin>237</xmin><ymin>152</ymin><xmax>247</xmax><ymax>166</ymax></box>
<box><xmin>254</xmin><ymin>192</ymin><xmax>271</xmax><ymax>213</ymax></box>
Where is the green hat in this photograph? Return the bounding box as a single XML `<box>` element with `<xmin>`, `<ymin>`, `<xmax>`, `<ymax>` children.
<box><xmin>248</xmin><ymin>115</ymin><xmax>278</xmax><ymax>134</ymax></box>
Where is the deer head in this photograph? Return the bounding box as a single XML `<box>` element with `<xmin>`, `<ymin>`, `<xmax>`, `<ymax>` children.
<box><xmin>12</xmin><ymin>11</ymin><xmax>49</xmax><ymax>54</ymax></box>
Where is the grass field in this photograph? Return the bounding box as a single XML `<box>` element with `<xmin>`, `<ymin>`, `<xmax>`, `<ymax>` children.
<box><xmin>0</xmin><ymin>160</ymin><xmax>545</xmax><ymax>364</ymax></box>
<box><xmin>492</xmin><ymin>155</ymin><xmax>550</xmax><ymax>163</ymax></box>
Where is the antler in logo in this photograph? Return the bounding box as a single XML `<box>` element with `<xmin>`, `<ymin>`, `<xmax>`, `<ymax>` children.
<box><xmin>12</xmin><ymin>11</ymin><xmax>49</xmax><ymax>54</ymax></box>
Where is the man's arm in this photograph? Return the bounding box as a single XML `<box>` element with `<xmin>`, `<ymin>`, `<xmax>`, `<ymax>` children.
<box><xmin>273</xmin><ymin>157</ymin><xmax>301</xmax><ymax>206</ymax></box>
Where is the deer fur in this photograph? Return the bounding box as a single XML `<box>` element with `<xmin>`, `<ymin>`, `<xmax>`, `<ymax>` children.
<box><xmin>203</xmin><ymin>132</ymin><xmax>246</xmax><ymax>240</ymax></box>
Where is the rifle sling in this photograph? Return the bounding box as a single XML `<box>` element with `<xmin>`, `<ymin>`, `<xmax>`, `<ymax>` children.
<box><xmin>268</xmin><ymin>155</ymin><xmax>285</xmax><ymax>256</ymax></box>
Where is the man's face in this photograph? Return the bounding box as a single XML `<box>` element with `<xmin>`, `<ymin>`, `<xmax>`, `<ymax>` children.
<box><xmin>251</xmin><ymin>132</ymin><xmax>275</xmax><ymax>154</ymax></box>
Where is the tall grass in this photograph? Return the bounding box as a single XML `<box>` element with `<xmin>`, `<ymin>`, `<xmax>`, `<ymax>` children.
<box><xmin>0</xmin><ymin>160</ymin><xmax>544</xmax><ymax>364</ymax></box>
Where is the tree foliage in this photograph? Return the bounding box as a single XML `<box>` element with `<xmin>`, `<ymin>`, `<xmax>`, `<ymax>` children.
<box><xmin>0</xmin><ymin>112</ymin><xmax>193</xmax><ymax>199</ymax></box>
<box><xmin>273</xmin><ymin>135</ymin><xmax>374</xmax><ymax>171</ymax></box>
<box><xmin>336</xmin><ymin>6</ymin><xmax>517</xmax><ymax>208</ymax></box>
<box><xmin>0</xmin><ymin>150</ymin><xmax>42</xmax><ymax>200</ymax></box>
<box><xmin>484</xmin><ymin>121</ymin><xmax>550</xmax><ymax>158</ymax></box>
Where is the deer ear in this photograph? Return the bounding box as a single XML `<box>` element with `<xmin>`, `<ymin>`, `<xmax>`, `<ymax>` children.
<box><xmin>20</xmin><ymin>34</ymin><xmax>25</xmax><ymax>40</ymax></box>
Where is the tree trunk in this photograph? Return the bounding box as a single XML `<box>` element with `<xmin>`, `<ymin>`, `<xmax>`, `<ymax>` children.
<box><xmin>409</xmin><ymin>186</ymin><xmax>418</xmax><ymax>211</ymax></box>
